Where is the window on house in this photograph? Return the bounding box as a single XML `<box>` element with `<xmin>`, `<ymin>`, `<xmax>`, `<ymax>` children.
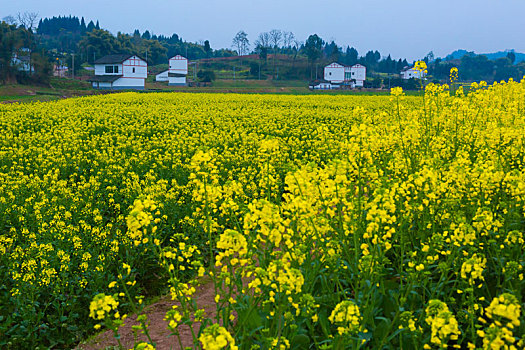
<box><xmin>105</xmin><ymin>65</ymin><xmax>114</xmax><ymax>73</ymax></box>
<box><xmin>114</xmin><ymin>65</ymin><xmax>119</xmax><ymax>73</ymax></box>
<box><xmin>132</xmin><ymin>67</ymin><xmax>135</xmax><ymax>73</ymax></box>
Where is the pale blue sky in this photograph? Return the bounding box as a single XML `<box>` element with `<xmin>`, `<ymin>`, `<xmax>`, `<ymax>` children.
<box><xmin>2</xmin><ymin>0</ymin><xmax>524</xmax><ymax>61</ymax></box>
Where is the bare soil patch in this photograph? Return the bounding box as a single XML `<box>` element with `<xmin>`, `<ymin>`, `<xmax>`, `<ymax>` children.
<box><xmin>77</xmin><ymin>279</ymin><xmax>217</xmax><ymax>350</ymax></box>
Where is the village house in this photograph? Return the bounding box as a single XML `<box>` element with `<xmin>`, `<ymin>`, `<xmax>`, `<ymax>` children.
<box><xmin>88</xmin><ymin>54</ymin><xmax>147</xmax><ymax>89</ymax></box>
<box><xmin>12</xmin><ymin>49</ymin><xmax>33</xmax><ymax>73</ymax></box>
<box><xmin>309</xmin><ymin>79</ymin><xmax>335</xmax><ymax>90</ymax></box>
<box><xmin>156</xmin><ymin>55</ymin><xmax>188</xmax><ymax>86</ymax></box>
<box><xmin>400</xmin><ymin>66</ymin><xmax>426</xmax><ymax>80</ymax></box>
<box><xmin>323</xmin><ymin>62</ymin><xmax>367</xmax><ymax>88</ymax></box>
<box><xmin>53</xmin><ymin>64</ymin><xmax>69</xmax><ymax>77</ymax></box>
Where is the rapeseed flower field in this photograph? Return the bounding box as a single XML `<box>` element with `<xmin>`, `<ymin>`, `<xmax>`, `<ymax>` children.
<box><xmin>1</xmin><ymin>78</ymin><xmax>525</xmax><ymax>349</ymax></box>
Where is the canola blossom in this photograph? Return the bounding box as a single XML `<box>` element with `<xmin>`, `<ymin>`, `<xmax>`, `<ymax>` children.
<box><xmin>1</xmin><ymin>79</ymin><xmax>525</xmax><ymax>349</ymax></box>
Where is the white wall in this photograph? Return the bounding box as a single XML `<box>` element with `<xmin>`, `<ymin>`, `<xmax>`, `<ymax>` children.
<box><xmin>351</xmin><ymin>64</ymin><xmax>366</xmax><ymax>84</ymax></box>
<box><xmin>95</xmin><ymin>64</ymin><xmax>122</xmax><ymax>76</ymax></box>
<box><xmin>168</xmin><ymin>76</ymin><xmax>186</xmax><ymax>85</ymax></box>
<box><xmin>122</xmin><ymin>56</ymin><xmax>147</xmax><ymax>79</ymax></box>
<box><xmin>169</xmin><ymin>55</ymin><xmax>188</xmax><ymax>75</ymax></box>
<box><xmin>113</xmin><ymin>77</ymin><xmax>145</xmax><ymax>88</ymax></box>
<box><xmin>324</xmin><ymin>63</ymin><xmax>345</xmax><ymax>83</ymax></box>
<box><xmin>401</xmin><ymin>69</ymin><xmax>425</xmax><ymax>80</ymax></box>
<box><xmin>156</xmin><ymin>70</ymin><xmax>169</xmax><ymax>82</ymax></box>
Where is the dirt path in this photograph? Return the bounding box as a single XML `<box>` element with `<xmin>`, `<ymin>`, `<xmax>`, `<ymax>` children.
<box><xmin>77</xmin><ymin>279</ymin><xmax>217</xmax><ymax>350</ymax></box>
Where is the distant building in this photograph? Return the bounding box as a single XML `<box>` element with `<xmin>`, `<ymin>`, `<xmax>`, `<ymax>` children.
<box><xmin>324</xmin><ymin>62</ymin><xmax>366</xmax><ymax>88</ymax></box>
<box><xmin>12</xmin><ymin>49</ymin><xmax>33</xmax><ymax>73</ymax></box>
<box><xmin>155</xmin><ymin>55</ymin><xmax>188</xmax><ymax>85</ymax></box>
<box><xmin>400</xmin><ymin>66</ymin><xmax>426</xmax><ymax>80</ymax></box>
<box><xmin>168</xmin><ymin>55</ymin><xmax>188</xmax><ymax>86</ymax></box>
<box><xmin>309</xmin><ymin>79</ymin><xmax>337</xmax><ymax>90</ymax></box>
<box><xmin>53</xmin><ymin>64</ymin><xmax>69</xmax><ymax>77</ymax></box>
<box><xmin>155</xmin><ymin>70</ymin><xmax>169</xmax><ymax>82</ymax></box>
<box><xmin>88</xmin><ymin>54</ymin><xmax>147</xmax><ymax>90</ymax></box>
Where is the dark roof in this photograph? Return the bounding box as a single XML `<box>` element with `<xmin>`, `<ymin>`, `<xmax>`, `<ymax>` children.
<box><xmin>94</xmin><ymin>54</ymin><xmax>146</xmax><ymax>64</ymax></box>
<box><xmin>309</xmin><ymin>79</ymin><xmax>331</xmax><ymax>85</ymax></box>
<box><xmin>87</xmin><ymin>75</ymin><xmax>122</xmax><ymax>83</ymax></box>
<box><xmin>168</xmin><ymin>72</ymin><xmax>186</xmax><ymax>77</ymax></box>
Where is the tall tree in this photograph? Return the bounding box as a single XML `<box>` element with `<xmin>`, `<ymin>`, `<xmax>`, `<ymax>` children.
<box><xmin>269</xmin><ymin>29</ymin><xmax>282</xmax><ymax>78</ymax></box>
<box><xmin>507</xmin><ymin>51</ymin><xmax>516</xmax><ymax>64</ymax></box>
<box><xmin>16</xmin><ymin>12</ymin><xmax>39</xmax><ymax>31</ymax></box>
<box><xmin>232</xmin><ymin>30</ymin><xmax>249</xmax><ymax>56</ymax></box>
<box><xmin>304</xmin><ymin>34</ymin><xmax>324</xmax><ymax>79</ymax></box>
<box><xmin>204</xmin><ymin>40</ymin><xmax>211</xmax><ymax>58</ymax></box>
<box><xmin>77</xmin><ymin>29</ymin><xmax>120</xmax><ymax>63</ymax></box>
<box><xmin>345</xmin><ymin>47</ymin><xmax>358</xmax><ymax>66</ymax></box>
<box><xmin>80</xmin><ymin>17</ymin><xmax>86</xmax><ymax>34</ymax></box>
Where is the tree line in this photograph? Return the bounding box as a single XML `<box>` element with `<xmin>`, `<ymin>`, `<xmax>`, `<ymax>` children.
<box><xmin>1</xmin><ymin>13</ymin><xmax>524</xmax><ymax>85</ymax></box>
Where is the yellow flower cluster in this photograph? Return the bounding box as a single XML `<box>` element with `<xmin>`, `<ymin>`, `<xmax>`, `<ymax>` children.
<box><xmin>425</xmin><ymin>300</ymin><xmax>461</xmax><ymax>348</ymax></box>
<box><xmin>450</xmin><ymin>67</ymin><xmax>459</xmax><ymax>83</ymax></box>
<box><xmin>460</xmin><ymin>253</ymin><xmax>486</xmax><ymax>285</ymax></box>
<box><xmin>329</xmin><ymin>300</ymin><xmax>362</xmax><ymax>335</ymax></box>
<box><xmin>478</xmin><ymin>294</ymin><xmax>522</xmax><ymax>350</ymax></box>
<box><xmin>199</xmin><ymin>324</ymin><xmax>238</xmax><ymax>350</ymax></box>
<box><xmin>89</xmin><ymin>293</ymin><xmax>119</xmax><ymax>320</ymax></box>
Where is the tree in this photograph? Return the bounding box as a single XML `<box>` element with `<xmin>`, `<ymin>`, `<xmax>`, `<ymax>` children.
<box><xmin>80</xmin><ymin>17</ymin><xmax>86</xmax><ymax>34</ymax></box>
<box><xmin>232</xmin><ymin>30</ymin><xmax>249</xmax><ymax>56</ymax></box>
<box><xmin>269</xmin><ymin>29</ymin><xmax>282</xmax><ymax>49</ymax></box>
<box><xmin>197</xmin><ymin>69</ymin><xmax>215</xmax><ymax>82</ymax></box>
<box><xmin>291</xmin><ymin>39</ymin><xmax>302</xmax><ymax>67</ymax></box>
<box><xmin>142</xmin><ymin>30</ymin><xmax>151</xmax><ymax>40</ymax></box>
<box><xmin>116</xmin><ymin>32</ymin><xmax>134</xmax><ymax>54</ymax></box>
<box><xmin>304</xmin><ymin>34</ymin><xmax>323</xmax><ymax>79</ymax></box>
<box><xmin>269</xmin><ymin>29</ymin><xmax>282</xmax><ymax>78</ymax></box>
<box><xmin>2</xmin><ymin>15</ymin><xmax>17</xmax><ymax>25</ymax></box>
<box><xmin>77</xmin><ymin>29</ymin><xmax>120</xmax><ymax>63</ymax></box>
<box><xmin>0</xmin><ymin>21</ymin><xmax>34</xmax><ymax>83</ymax></box>
<box><xmin>282</xmin><ymin>31</ymin><xmax>295</xmax><ymax>49</ymax></box>
<box><xmin>141</xmin><ymin>39</ymin><xmax>167</xmax><ymax>65</ymax></box>
<box><xmin>254</xmin><ymin>32</ymin><xmax>271</xmax><ymax>63</ymax></box>
<box><xmin>87</xmin><ymin>20</ymin><xmax>95</xmax><ymax>32</ymax></box>
<box><xmin>255</xmin><ymin>32</ymin><xmax>271</xmax><ymax>49</ymax></box>
<box><xmin>345</xmin><ymin>47</ymin><xmax>358</xmax><ymax>66</ymax></box>
<box><xmin>204</xmin><ymin>40</ymin><xmax>211</xmax><ymax>58</ymax></box>
<box><xmin>16</xmin><ymin>12</ymin><xmax>39</xmax><ymax>31</ymax></box>
<box><xmin>507</xmin><ymin>51</ymin><xmax>516</xmax><ymax>64</ymax></box>
<box><xmin>424</xmin><ymin>51</ymin><xmax>435</xmax><ymax>63</ymax></box>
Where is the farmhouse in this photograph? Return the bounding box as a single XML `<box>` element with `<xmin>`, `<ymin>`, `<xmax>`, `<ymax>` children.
<box><xmin>88</xmin><ymin>54</ymin><xmax>147</xmax><ymax>90</ymax></box>
<box><xmin>400</xmin><ymin>66</ymin><xmax>426</xmax><ymax>80</ymax></box>
<box><xmin>324</xmin><ymin>62</ymin><xmax>366</xmax><ymax>88</ymax></box>
<box><xmin>53</xmin><ymin>64</ymin><xmax>68</xmax><ymax>77</ymax></box>
<box><xmin>12</xmin><ymin>49</ymin><xmax>33</xmax><ymax>73</ymax></box>
<box><xmin>309</xmin><ymin>79</ymin><xmax>338</xmax><ymax>90</ymax></box>
<box><xmin>168</xmin><ymin>55</ymin><xmax>188</xmax><ymax>86</ymax></box>
<box><xmin>156</xmin><ymin>55</ymin><xmax>188</xmax><ymax>85</ymax></box>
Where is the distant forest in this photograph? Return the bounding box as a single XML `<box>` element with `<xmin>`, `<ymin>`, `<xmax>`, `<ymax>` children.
<box><xmin>2</xmin><ymin>13</ymin><xmax>525</xmax><ymax>85</ymax></box>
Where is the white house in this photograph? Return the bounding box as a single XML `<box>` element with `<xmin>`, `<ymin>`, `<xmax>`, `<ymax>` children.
<box><xmin>12</xmin><ymin>49</ymin><xmax>33</xmax><ymax>73</ymax></box>
<box><xmin>155</xmin><ymin>70</ymin><xmax>169</xmax><ymax>82</ymax></box>
<box><xmin>88</xmin><ymin>54</ymin><xmax>147</xmax><ymax>90</ymax></box>
<box><xmin>309</xmin><ymin>80</ymin><xmax>338</xmax><ymax>90</ymax></box>
<box><xmin>401</xmin><ymin>67</ymin><xmax>426</xmax><ymax>80</ymax></box>
<box><xmin>155</xmin><ymin>55</ymin><xmax>188</xmax><ymax>85</ymax></box>
<box><xmin>168</xmin><ymin>55</ymin><xmax>188</xmax><ymax>86</ymax></box>
<box><xmin>324</xmin><ymin>62</ymin><xmax>366</xmax><ymax>88</ymax></box>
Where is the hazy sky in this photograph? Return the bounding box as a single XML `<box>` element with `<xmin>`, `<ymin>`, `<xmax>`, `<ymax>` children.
<box><xmin>3</xmin><ymin>0</ymin><xmax>525</xmax><ymax>61</ymax></box>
